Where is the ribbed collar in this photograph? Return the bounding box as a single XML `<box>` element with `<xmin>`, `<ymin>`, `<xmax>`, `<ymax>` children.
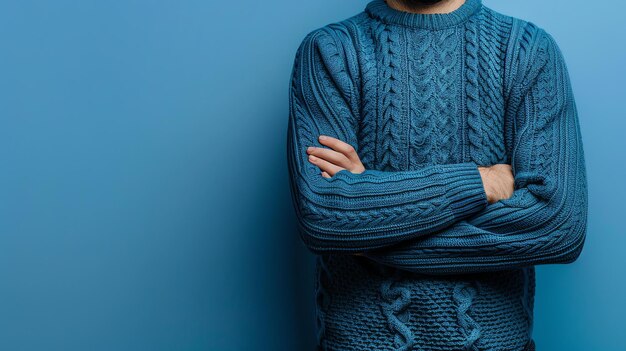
<box><xmin>365</xmin><ymin>0</ymin><xmax>482</xmax><ymax>30</ymax></box>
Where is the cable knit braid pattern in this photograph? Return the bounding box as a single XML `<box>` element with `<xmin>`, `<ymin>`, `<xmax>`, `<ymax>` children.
<box><xmin>286</xmin><ymin>0</ymin><xmax>588</xmax><ymax>349</ymax></box>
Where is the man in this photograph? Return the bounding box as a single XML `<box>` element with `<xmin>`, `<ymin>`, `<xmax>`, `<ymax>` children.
<box><xmin>286</xmin><ymin>0</ymin><xmax>588</xmax><ymax>350</ymax></box>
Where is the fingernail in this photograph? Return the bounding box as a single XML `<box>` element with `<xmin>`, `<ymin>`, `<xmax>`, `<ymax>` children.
<box><xmin>319</xmin><ymin>135</ymin><xmax>327</xmax><ymax>140</ymax></box>
<box><xmin>308</xmin><ymin>155</ymin><xmax>316</xmax><ymax>162</ymax></box>
<box><xmin>307</xmin><ymin>146</ymin><xmax>313</xmax><ymax>153</ymax></box>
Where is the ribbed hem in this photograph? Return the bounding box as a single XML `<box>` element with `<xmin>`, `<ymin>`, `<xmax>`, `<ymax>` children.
<box><xmin>365</xmin><ymin>0</ymin><xmax>482</xmax><ymax>30</ymax></box>
<box><xmin>439</xmin><ymin>162</ymin><xmax>488</xmax><ymax>220</ymax></box>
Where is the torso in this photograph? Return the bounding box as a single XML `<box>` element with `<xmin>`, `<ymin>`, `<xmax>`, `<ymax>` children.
<box><xmin>311</xmin><ymin>3</ymin><xmax>537</xmax><ymax>351</ymax></box>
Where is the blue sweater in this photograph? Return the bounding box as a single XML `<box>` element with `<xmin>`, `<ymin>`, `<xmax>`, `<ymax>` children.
<box><xmin>286</xmin><ymin>0</ymin><xmax>588</xmax><ymax>349</ymax></box>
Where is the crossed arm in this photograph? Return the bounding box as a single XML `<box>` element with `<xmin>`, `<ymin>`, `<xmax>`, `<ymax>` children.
<box><xmin>307</xmin><ymin>135</ymin><xmax>514</xmax><ymax>207</ymax></box>
<box><xmin>307</xmin><ymin>135</ymin><xmax>514</xmax><ymax>259</ymax></box>
<box><xmin>287</xmin><ymin>26</ymin><xmax>588</xmax><ymax>274</ymax></box>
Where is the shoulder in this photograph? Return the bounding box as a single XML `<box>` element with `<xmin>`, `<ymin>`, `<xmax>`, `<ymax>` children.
<box><xmin>511</xmin><ymin>22</ymin><xmax>565</xmax><ymax>90</ymax></box>
<box><xmin>477</xmin><ymin>6</ymin><xmax>571</xmax><ymax>110</ymax></box>
<box><xmin>294</xmin><ymin>13</ymin><xmax>364</xmax><ymax>68</ymax></box>
<box><xmin>480</xmin><ymin>6</ymin><xmax>564</xmax><ymax>93</ymax></box>
<box><xmin>292</xmin><ymin>14</ymin><xmax>364</xmax><ymax>97</ymax></box>
<box><xmin>478</xmin><ymin>5</ymin><xmax>559</xmax><ymax>54</ymax></box>
<box><xmin>480</xmin><ymin>6</ymin><xmax>555</xmax><ymax>51</ymax></box>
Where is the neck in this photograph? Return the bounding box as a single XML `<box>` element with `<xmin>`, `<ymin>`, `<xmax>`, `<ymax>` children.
<box><xmin>385</xmin><ymin>0</ymin><xmax>465</xmax><ymax>14</ymax></box>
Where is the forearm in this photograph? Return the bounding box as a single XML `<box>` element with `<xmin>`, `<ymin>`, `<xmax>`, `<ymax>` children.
<box><xmin>363</xmin><ymin>181</ymin><xmax>588</xmax><ymax>274</ymax></box>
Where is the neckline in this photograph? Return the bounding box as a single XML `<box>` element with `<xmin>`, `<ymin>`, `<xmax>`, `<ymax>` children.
<box><xmin>365</xmin><ymin>0</ymin><xmax>482</xmax><ymax>30</ymax></box>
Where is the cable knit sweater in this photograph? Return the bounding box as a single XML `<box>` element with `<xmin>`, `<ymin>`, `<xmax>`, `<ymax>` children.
<box><xmin>286</xmin><ymin>0</ymin><xmax>588</xmax><ymax>350</ymax></box>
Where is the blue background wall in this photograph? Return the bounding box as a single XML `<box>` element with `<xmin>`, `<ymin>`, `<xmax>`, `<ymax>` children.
<box><xmin>0</xmin><ymin>0</ymin><xmax>624</xmax><ymax>350</ymax></box>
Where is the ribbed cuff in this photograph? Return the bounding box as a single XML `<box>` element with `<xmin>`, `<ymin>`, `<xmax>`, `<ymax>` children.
<box><xmin>439</xmin><ymin>162</ymin><xmax>488</xmax><ymax>220</ymax></box>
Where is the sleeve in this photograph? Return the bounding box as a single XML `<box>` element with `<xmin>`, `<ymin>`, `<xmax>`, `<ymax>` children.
<box><xmin>286</xmin><ymin>27</ymin><xmax>489</xmax><ymax>254</ymax></box>
<box><xmin>362</xmin><ymin>28</ymin><xmax>589</xmax><ymax>274</ymax></box>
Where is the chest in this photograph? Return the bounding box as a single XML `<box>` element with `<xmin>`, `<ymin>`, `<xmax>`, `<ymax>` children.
<box><xmin>355</xmin><ymin>24</ymin><xmax>510</xmax><ymax>172</ymax></box>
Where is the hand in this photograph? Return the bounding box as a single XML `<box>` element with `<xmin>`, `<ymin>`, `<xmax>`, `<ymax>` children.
<box><xmin>306</xmin><ymin>135</ymin><xmax>365</xmax><ymax>178</ymax></box>
<box><xmin>478</xmin><ymin>164</ymin><xmax>514</xmax><ymax>204</ymax></box>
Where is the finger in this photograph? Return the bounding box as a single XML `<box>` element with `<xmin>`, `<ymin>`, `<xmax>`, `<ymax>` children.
<box><xmin>308</xmin><ymin>154</ymin><xmax>344</xmax><ymax>176</ymax></box>
<box><xmin>307</xmin><ymin>146</ymin><xmax>351</xmax><ymax>169</ymax></box>
<box><xmin>321</xmin><ymin>171</ymin><xmax>331</xmax><ymax>178</ymax></box>
<box><xmin>318</xmin><ymin>135</ymin><xmax>360</xmax><ymax>163</ymax></box>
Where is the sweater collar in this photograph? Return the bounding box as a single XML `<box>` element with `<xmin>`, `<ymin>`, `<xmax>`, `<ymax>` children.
<box><xmin>365</xmin><ymin>0</ymin><xmax>482</xmax><ymax>30</ymax></box>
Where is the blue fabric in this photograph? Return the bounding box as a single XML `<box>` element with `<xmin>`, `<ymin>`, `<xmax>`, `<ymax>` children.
<box><xmin>286</xmin><ymin>0</ymin><xmax>588</xmax><ymax>349</ymax></box>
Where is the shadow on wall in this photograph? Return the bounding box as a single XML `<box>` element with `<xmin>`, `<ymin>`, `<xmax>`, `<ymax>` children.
<box><xmin>280</xmin><ymin>181</ymin><xmax>317</xmax><ymax>349</ymax></box>
<box><xmin>246</xmin><ymin>137</ymin><xmax>318</xmax><ymax>350</ymax></box>
<box><xmin>281</xmin><ymin>121</ymin><xmax>317</xmax><ymax>350</ymax></box>
<box><xmin>291</xmin><ymin>237</ymin><xmax>317</xmax><ymax>350</ymax></box>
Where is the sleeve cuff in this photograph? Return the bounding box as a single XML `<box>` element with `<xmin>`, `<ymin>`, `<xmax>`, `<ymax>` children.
<box><xmin>439</xmin><ymin>162</ymin><xmax>489</xmax><ymax>220</ymax></box>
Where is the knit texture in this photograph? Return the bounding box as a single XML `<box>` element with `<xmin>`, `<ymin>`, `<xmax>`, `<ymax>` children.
<box><xmin>286</xmin><ymin>0</ymin><xmax>588</xmax><ymax>349</ymax></box>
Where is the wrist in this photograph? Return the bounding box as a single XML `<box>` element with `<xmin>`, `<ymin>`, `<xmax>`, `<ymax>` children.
<box><xmin>477</xmin><ymin>166</ymin><xmax>493</xmax><ymax>204</ymax></box>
